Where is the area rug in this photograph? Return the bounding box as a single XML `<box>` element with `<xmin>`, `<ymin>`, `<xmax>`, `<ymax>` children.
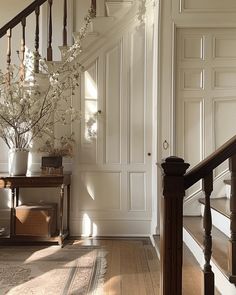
<box><xmin>0</xmin><ymin>244</ymin><xmax>107</xmax><ymax>295</ymax></box>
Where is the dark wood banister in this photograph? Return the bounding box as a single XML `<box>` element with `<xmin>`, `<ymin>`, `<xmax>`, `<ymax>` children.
<box><xmin>184</xmin><ymin>134</ymin><xmax>236</xmax><ymax>189</ymax></box>
<box><xmin>0</xmin><ymin>0</ymin><xmax>48</xmax><ymax>39</ymax></box>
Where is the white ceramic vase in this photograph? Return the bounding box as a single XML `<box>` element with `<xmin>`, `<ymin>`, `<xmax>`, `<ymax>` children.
<box><xmin>8</xmin><ymin>148</ymin><xmax>29</xmax><ymax>176</ymax></box>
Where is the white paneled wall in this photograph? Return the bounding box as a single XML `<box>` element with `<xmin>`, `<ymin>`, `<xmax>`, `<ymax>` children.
<box><xmin>176</xmin><ymin>29</ymin><xmax>236</xmax><ymax>203</ymax></box>
<box><xmin>160</xmin><ymin>0</ymin><xmax>236</xmax><ymax>215</ymax></box>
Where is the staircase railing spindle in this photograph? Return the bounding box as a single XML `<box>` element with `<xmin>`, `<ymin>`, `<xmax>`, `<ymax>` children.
<box><xmin>34</xmin><ymin>4</ymin><xmax>40</xmax><ymax>73</ymax></box>
<box><xmin>20</xmin><ymin>17</ymin><xmax>26</xmax><ymax>80</ymax></box>
<box><xmin>47</xmin><ymin>0</ymin><xmax>53</xmax><ymax>61</ymax></box>
<box><xmin>63</xmin><ymin>0</ymin><xmax>67</xmax><ymax>46</ymax></box>
<box><xmin>92</xmin><ymin>0</ymin><xmax>97</xmax><ymax>15</ymax></box>
<box><xmin>229</xmin><ymin>154</ymin><xmax>236</xmax><ymax>277</ymax></box>
<box><xmin>6</xmin><ymin>28</ymin><xmax>12</xmax><ymax>84</ymax></box>
<box><xmin>202</xmin><ymin>172</ymin><xmax>214</xmax><ymax>295</ymax></box>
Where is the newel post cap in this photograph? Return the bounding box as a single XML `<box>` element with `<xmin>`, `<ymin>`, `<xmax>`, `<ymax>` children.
<box><xmin>161</xmin><ymin>156</ymin><xmax>190</xmax><ymax>176</ymax></box>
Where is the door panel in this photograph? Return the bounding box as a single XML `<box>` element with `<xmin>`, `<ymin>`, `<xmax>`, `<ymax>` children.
<box><xmin>105</xmin><ymin>44</ymin><xmax>121</xmax><ymax>164</ymax></box>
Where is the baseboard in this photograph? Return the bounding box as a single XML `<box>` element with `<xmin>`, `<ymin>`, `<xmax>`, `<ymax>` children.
<box><xmin>70</xmin><ymin>219</ymin><xmax>152</xmax><ymax>236</ymax></box>
<box><xmin>150</xmin><ymin>234</ymin><xmax>160</xmax><ymax>259</ymax></box>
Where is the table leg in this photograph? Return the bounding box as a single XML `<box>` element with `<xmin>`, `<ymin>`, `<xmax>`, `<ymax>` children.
<box><xmin>59</xmin><ymin>184</ymin><xmax>65</xmax><ymax>240</ymax></box>
<box><xmin>67</xmin><ymin>184</ymin><xmax>70</xmax><ymax>235</ymax></box>
<box><xmin>10</xmin><ymin>188</ymin><xmax>16</xmax><ymax>237</ymax></box>
<box><xmin>15</xmin><ymin>188</ymin><xmax>19</xmax><ymax>206</ymax></box>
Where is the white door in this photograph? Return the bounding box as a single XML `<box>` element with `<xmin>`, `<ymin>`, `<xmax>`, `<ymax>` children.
<box><xmin>70</xmin><ymin>21</ymin><xmax>154</xmax><ymax>236</ymax></box>
<box><xmin>176</xmin><ymin>28</ymin><xmax>236</xmax><ymax>198</ymax></box>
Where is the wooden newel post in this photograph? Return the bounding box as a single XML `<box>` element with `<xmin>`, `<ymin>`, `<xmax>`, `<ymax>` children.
<box><xmin>229</xmin><ymin>154</ymin><xmax>236</xmax><ymax>278</ymax></box>
<box><xmin>161</xmin><ymin>156</ymin><xmax>189</xmax><ymax>295</ymax></box>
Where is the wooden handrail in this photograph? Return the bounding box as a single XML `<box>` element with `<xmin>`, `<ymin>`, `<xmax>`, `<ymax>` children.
<box><xmin>0</xmin><ymin>0</ymin><xmax>48</xmax><ymax>39</ymax></box>
<box><xmin>184</xmin><ymin>134</ymin><xmax>236</xmax><ymax>189</ymax></box>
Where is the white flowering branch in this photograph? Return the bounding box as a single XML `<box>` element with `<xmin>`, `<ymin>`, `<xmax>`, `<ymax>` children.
<box><xmin>0</xmin><ymin>7</ymin><xmax>94</xmax><ymax>151</ymax></box>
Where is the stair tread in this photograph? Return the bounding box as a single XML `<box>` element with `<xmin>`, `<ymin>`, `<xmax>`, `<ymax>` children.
<box><xmin>199</xmin><ymin>197</ymin><xmax>230</xmax><ymax>218</ymax></box>
<box><xmin>153</xmin><ymin>235</ymin><xmax>220</xmax><ymax>294</ymax></box>
<box><xmin>184</xmin><ymin>216</ymin><xmax>229</xmax><ymax>278</ymax></box>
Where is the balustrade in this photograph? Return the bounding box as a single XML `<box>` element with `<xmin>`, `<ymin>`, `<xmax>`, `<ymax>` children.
<box><xmin>0</xmin><ymin>0</ymin><xmax>97</xmax><ymax>74</ymax></box>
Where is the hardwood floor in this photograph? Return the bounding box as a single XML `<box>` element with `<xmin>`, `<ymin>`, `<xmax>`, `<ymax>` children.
<box><xmin>70</xmin><ymin>237</ymin><xmax>160</xmax><ymax>294</ymax></box>
<box><xmin>68</xmin><ymin>237</ymin><xmax>209</xmax><ymax>294</ymax></box>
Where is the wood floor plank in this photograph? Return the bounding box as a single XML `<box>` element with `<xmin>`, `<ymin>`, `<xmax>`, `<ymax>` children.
<box><xmin>120</xmin><ymin>242</ymin><xmax>139</xmax><ymax>294</ymax></box>
<box><xmin>108</xmin><ymin>241</ymin><xmax>122</xmax><ymax>295</ymax></box>
<box><xmin>183</xmin><ymin>243</ymin><xmax>202</xmax><ymax>295</ymax></box>
<box><xmin>146</xmin><ymin>245</ymin><xmax>160</xmax><ymax>294</ymax></box>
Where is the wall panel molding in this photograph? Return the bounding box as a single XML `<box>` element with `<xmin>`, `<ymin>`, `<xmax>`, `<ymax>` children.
<box><xmin>180</xmin><ymin>0</ymin><xmax>236</xmax><ymax>13</ymax></box>
<box><xmin>77</xmin><ymin>171</ymin><xmax>122</xmax><ymax>211</ymax></box>
<box><xmin>128</xmin><ymin>172</ymin><xmax>146</xmax><ymax>211</ymax></box>
<box><xmin>128</xmin><ymin>25</ymin><xmax>146</xmax><ymax>164</ymax></box>
<box><xmin>105</xmin><ymin>41</ymin><xmax>122</xmax><ymax>164</ymax></box>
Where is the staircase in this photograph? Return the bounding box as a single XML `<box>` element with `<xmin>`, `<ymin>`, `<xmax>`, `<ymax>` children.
<box><xmin>0</xmin><ymin>0</ymin><xmax>135</xmax><ymax>76</ymax></box>
<box><xmin>75</xmin><ymin>1</ymin><xmax>133</xmax><ymax>50</ymax></box>
<box><xmin>160</xmin><ymin>138</ymin><xmax>236</xmax><ymax>295</ymax></box>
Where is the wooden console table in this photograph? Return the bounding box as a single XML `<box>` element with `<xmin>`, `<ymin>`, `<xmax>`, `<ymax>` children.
<box><xmin>0</xmin><ymin>173</ymin><xmax>71</xmax><ymax>246</ymax></box>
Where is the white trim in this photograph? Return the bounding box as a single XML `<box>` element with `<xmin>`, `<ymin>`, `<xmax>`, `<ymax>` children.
<box><xmin>151</xmin><ymin>0</ymin><xmax>160</xmax><ymax>235</ymax></box>
<box><xmin>71</xmin><ymin>215</ymin><xmax>152</xmax><ymax>221</ymax></box>
<box><xmin>171</xmin><ymin>23</ymin><xmax>177</xmax><ymax>155</ymax></box>
<box><xmin>70</xmin><ymin>219</ymin><xmax>152</xmax><ymax>236</ymax></box>
<box><xmin>150</xmin><ymin>235</ymin><xmax>161</xmax><ymax>259</ymax></box>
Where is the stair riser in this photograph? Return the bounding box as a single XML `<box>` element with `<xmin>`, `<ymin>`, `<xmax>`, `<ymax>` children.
<box><xmin>106</xmin><ymin>1</ymin><xmax>133</xmax><ymax>17</ymax></box>
<box><xmin>200</xmin><ymin>204</ymin><xmax>230</xmax><ymax>238</ymax></box>
<box><xmin>183</xmin><ymin>228</ymin><xmax>236</xmax><ymax>295</ymax></box>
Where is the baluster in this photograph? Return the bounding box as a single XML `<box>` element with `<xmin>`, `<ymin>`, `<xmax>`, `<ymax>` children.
<box><xmin>202</xmin><ymin>172</ymin><xmax>214</xmax><ymax>295</ymax></box>
<box><xmin>161</xmin><ymin>157</ymin><xmax>189</xmax><ymax>295</ymax></box>
<box><xmin>47</xmin><ymin>0</ymin><xmax>53</xmax><ymax>61</ymax></box>
<box><xmin>91</xmin><ymin>0</ymin><xmax>97</xmax><ymax>17</ymax></box>
<box><xmin>6</xmin><ymin>28</ymin><xmax>12</xmax><ymax>84</ymax></box>
<box><xmin>229</xmin><ymin>154</ymin><xmax>236</xmax><ymax>277</ymax></box>
<box><xmin>20</xmin><ymin>17</ymin><xmax>26</xmax><ymax>80</ymax></box>
<box><xmin>63</xmin><ymin>0</ymin><xmax>67</xmax><ymax>46</ymax></box>
<box><xmin>34</xmin><ymin>4</ymin><xmax>40</xmax><ymax>73</ymax></box>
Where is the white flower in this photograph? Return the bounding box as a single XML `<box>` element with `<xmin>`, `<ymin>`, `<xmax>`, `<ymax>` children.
<box><xmin>0</xmin><ymin>7</ymin><xmax>94</xmax><ymax>150</ymax></box>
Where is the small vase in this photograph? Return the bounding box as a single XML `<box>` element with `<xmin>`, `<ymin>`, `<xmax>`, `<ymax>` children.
<box><xmin>8</xmin><ymin>148</ymin><xmax>29</xmax><ymax>176</ymax></box>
